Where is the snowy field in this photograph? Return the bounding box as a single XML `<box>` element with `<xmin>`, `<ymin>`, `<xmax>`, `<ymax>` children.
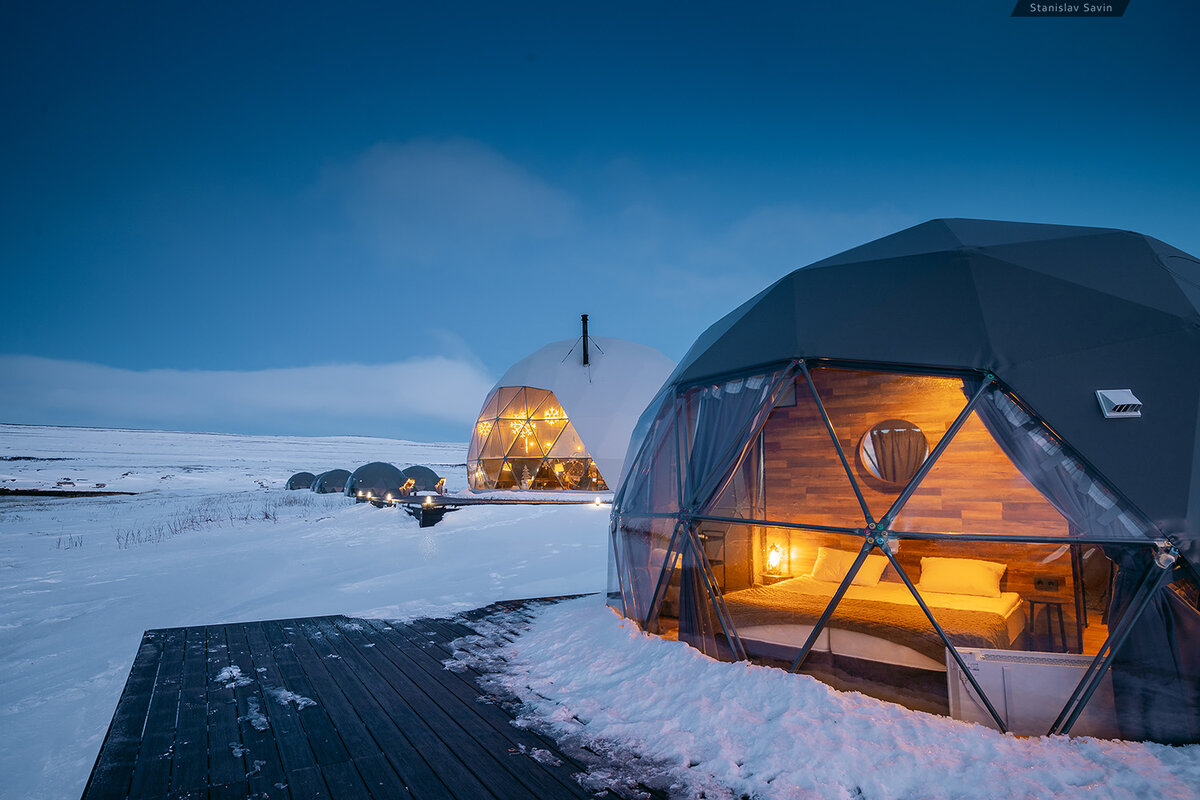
<box><xmin>2</xmin><ymin>423</ymin><xmax>1198</xmax><ymax>800</ymax></box>
<box><xmin>0</xmin><ymin>425</ymin><xmax>610</xmax><ymax>800</ymax></box>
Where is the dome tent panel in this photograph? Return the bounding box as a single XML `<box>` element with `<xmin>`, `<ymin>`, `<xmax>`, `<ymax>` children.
<box><xmin>611</xmin><ymin>219</ymin><xmax>1200</xmax><ymax>744</ymax></box>
<box><xmin>310</xmin><ymin>469</ymin><xmax>350</xmax><ymax>493</ymax></box>
<box><xmin>286</xmin><ymin>471</ymin><xmax>316</xmax><ymax>490</ymax></box>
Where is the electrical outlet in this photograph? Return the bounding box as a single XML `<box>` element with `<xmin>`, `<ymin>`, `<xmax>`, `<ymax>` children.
<box><xmin>1034</xmin><ymin>577</ymin><xmax>1059</xmax><ymax>592</ymax></box>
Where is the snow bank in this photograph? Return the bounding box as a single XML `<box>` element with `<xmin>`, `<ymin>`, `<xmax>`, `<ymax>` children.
<box><xmin>465</xmin><ymin>597</ymin><xmax>1200</xmax><ymax>800</ymax></box>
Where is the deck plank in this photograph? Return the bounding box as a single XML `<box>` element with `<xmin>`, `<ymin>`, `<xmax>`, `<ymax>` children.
<box><xmin>82</xmin><ymin>601</ymin><xmax>640</xmax><ymax>800</ymax></box>
<box><xmin>298</xmin><ymin>617</ymin><xmax>497</xmax><ymax>800</ymax></box>
<box><xmin>356</xmin><ymin>618</ymin><xmax>593</xmax><ymax>794</ymax></box>
<box><xmin>169</xmin><ymin>627</ymin><xmax>210</xmax><ymax>796</ymax></box>
<box><xmin>81</xmin><ymin>630</ymin><xmax>164</xmax><ymax>800</ymax></box>
<box><xmin>128</xmin><ymin>627</ymin><xmax>186</xmax><ymax>799</ymax></box>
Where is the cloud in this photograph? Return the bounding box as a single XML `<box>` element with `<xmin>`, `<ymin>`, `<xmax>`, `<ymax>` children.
<box><xmin>0</xmin><ymin>356</ymin><xmax>496</xmax><ymax>440</ymax></box>
<box><xmin>323</xmin><ymin>138</ymin><xmax>575</xmax><ymax>266</ymax></box>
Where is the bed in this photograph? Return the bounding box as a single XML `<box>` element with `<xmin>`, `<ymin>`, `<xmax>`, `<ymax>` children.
<box><xmin>723</xmin><ymin>573</ymin><xmax>1026</xmax><ymax>672</ymax></box>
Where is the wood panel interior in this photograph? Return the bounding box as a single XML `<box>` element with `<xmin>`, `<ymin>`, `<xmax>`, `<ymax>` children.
<box><xmin>695</xmin><ymin>369</ymin><xmax>1119</xmax><ymax>655</ymax></box>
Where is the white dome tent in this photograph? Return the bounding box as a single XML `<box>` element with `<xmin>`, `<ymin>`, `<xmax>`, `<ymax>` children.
<box><xmin>468</xmin><ymin>317</ymin><xmax>674</xmax><ymax>491</ymax></box>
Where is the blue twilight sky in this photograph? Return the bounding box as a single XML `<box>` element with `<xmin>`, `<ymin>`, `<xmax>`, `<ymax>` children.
<box><xmin>2</xmin><ymin>2</ymin><xmax>1198</xmax><ymax>441</ymax></box>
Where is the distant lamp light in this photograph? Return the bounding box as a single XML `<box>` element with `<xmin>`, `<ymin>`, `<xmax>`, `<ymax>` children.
<box><xmin>423</xmin><ymin>495</ymin><xmax>433</xmax><ymax>506</ymax></box>
<box><xmin>385</xmin><ymin>493</ymin><xmax>392</xmax><ymax>502</ymax></box>
<box><xmin>593</xmin><ymin>496</ymin><xmax>602</xmax><ymax>507</ymax></box>
<box><xmin>357</xmin><ymin>490</ymin><xmax>363</xmax><ymax>498</ymax></box>
<box><xmin>766</xmin><ymin>544</ymin><xmax>784</xmax><ymax>574</ymax></box>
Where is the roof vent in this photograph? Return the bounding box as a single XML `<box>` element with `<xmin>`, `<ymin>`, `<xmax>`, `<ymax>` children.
<box><xmin>1096</xmin><ymin>389</ymin><xmax>1142</xmax><ymax>419</ymax></box>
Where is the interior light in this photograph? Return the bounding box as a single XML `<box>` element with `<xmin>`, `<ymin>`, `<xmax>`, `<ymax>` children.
<box><xmin>766</xmin><ymin>544</ymin><xmax>784</xmax><ymax>573</ymax></box>
<box><xmin>423</xmin><ymin>495</ymin><xmax>433</xmax><ymax>506</ymax></box>
<box><xmin>385</xmin><ymin>493</ymin><xmax>392</xmax><ymax>502</ymax></box>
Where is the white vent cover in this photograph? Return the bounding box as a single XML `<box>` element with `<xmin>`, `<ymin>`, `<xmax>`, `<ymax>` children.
<box><xmin>1096</xmin><ymin>389</ymin><xmax>1142</xmax><ymax>418</ymax></box>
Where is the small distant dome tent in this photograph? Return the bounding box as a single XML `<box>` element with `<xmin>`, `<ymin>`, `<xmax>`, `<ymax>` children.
<box><xmin>345</xmin><ymin>462</ymin><xmax>406</xmax><ymax>500</ymax></box>
<box><xmin>310</xmin><ymin>469</ymin><xmax>350</xmax><ymax>494</ymax></box>
<box><xmin>286</xmin><ymin>471</ymin><xmax>316</xmax><ymax>490</ymax></box>
<box><xmin>468</xmin><ymin>318</ymin><xmax>674</xmax><ymax>491</ymax></box>
<box><xmin>402</xmin><ymin>465</ymin><xmax>443</xmax><ymax>492</ymax></box>
<box><xmin>610</xmin><ymin>219</ymin><xmax>1200</xmax><ymax>744</ymax></box>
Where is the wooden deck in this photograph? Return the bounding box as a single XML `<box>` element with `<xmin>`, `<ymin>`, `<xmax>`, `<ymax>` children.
<box><xmin>82</xmin><ymin>600</ymin><xmax>663</xmax><ymax>800</ymax></box>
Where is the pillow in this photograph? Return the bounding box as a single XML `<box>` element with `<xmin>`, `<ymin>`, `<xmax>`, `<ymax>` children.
<box><xmin>917</xmin><ymin>556</ymin><xmax>1006</xmax><ymax>597</ymax></box>
<box><xmin>808</xmin><ymin>547</ymin><xmax>889</xmax><ymax>587</ymax></box>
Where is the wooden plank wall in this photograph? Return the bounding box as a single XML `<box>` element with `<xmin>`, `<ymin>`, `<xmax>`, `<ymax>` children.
<box><xmin>718</xmin><ymin>369</ymin><xmax>1082</xmax><ymax>630</ymax></box>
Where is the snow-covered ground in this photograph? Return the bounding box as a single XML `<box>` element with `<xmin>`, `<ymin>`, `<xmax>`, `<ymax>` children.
<box><xmin>2</xmin><ymin>423</ymin><xmax>1198</xmax><ymax>800</ymax></box>
<box><xmin>461</xmin><ymin>599</ymin><xmax>1200</xmax><ymax>800</ymax></box>
<box><xmin>0</xmin><ymin>425</ymin><xmax>610</xmax><ymax>800</ymax></box>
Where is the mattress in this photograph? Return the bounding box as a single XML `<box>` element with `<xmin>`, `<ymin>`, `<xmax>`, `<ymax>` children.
<box><xmin>724</xmin><ymin>576</ymin><xmax>1025</xmax><ymax>672</ymax></box>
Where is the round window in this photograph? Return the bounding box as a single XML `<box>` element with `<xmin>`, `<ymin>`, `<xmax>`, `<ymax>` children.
<box><xmin>859</xmin><ymin>419</ymin><xmax>929</xmax><ymax>486</ymax></box>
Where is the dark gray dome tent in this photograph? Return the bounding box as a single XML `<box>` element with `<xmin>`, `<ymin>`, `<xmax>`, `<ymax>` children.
<box><xmin>286</xmin><ymin>471</ymin><xmax>316</xmax><ymax>490</ymax></box>
<box><xmin>402</xmin><ymin>465</ymin><xmax>443</xmax><ymax>492</ymax></box>
<box><xmin>345</xmin><ymin>462</ymin><xmax>407</xmax><ymax>501</ymax></box>
<box><xmin>610</xmin><ymin>219</ymin><xmax>1200</xmax><ymax>744</ymax></box>
<box><xmin>310</xmin><ymin>469</ymin><xmax>350</xmax><ymax>494</ymax></box>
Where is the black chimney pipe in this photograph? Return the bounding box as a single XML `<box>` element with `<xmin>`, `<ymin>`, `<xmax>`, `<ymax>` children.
<box><xmin>581</xmin><ymin>314</ymin><xmax>589</xmax><ymax>365</ymax></box>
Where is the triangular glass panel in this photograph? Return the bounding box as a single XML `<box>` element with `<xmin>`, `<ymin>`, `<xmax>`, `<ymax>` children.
<box><xmin>478</xmin><ymin>389</ymin><xmax>502</xmax><ymax>422</ymax></box>
<box><xmin>477</xmin><ymin>422</ymin><xmax>506</xmax><ymax>459</ymax></box>
<box><xmin>525</xmin><ymin>388</ymin><xmax>554</xmax><ymax>416</ymax></box>
<box><xmin>892</xmin><ymin>410</ymin><xmax>1071</xmax><ymax>537</ymax></box>
<box><xmin>807</xmin><ymin>367</ymin><xmax>970</xmax><ymax>524</ymax></box>
<box><xmin>499</xmin><ymin>387</ymin><xmax>532</xmax><ymax>420</ymax></box>
<box><xmin>467</xmin><ymin>428</ymin><xmax>483</xmax><ymax>463</ymax></box>
<box><xmin>738</xmin><ymin>373</ymin><xmax>871</xmax><ymax>528</ymax></box>
<box><xmin>507</xmin><ymin>458</ymin><xmax>542</xmax><ymax>490</ymax></box>
<box><xmin>547</xmin><ymin>421</ymin><xmax>590</xmax><ymax>458</ymax></box>
<box><xmin>617</xmin><ymin>398</ymin><xmax>681</xmax><ymax>515</ymax></box>
<box><xmin>478</xmin><ymin>459</ymin><xmax>506</xmax><ymax>488</ymax></box>
<box><xmin>531</xmin><ymin>461</ymin><xmax>562</xmax><ymax>490</ymax></box>
<box><xmin>894</xmin><ymin>535</ymin><xmax>1122</xmax><ymax>735</ymax></box>
<box><xmin>587</xmin><ymin>461</ymin><xmax>610</xmax><ymax>491</ymax></box>
<box><xmin>493</xmin><ymin>460</ymin><xmax>517</xmax><ymax>489</ymax></box>
<box><xmin>505</xmin><ymin>420</ymin><xmax>545</xmax><ymax>459</ymax></box>
<box><xmin>492</xmin><ymin>418</ymin><xmax>526</xmax><ymax>460</ymax></box>
<box><xmin>721</xmin><ymin>529</ymin><xmax>891</xmax><ymax>683</ymax></box>
<box><xmin>555</xmin><ymin>458</ymin><xmax>588</xmax><ymax>489</ymax></box>
<box><xmin>493</xmin><ymin>387</ymin><xmax>521</xmax><ymax>417</ymax></box>
<box><xmin>528</xmin><ymin>419</ymin><xmax>562</xmax><ymax>456</ymax></box>
<box><xmin>530</xmin><ymin>392</ymin><xmax>568</xmax><ymax>425</ymax></box>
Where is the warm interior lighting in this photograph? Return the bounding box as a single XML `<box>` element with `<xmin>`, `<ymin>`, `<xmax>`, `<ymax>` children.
<box><xmin>423</xmin><ymin>495</ymin><xmax>433</xmax><ymax>506</ymax></box>
<box><xmin>766</xmin><ymin>544</ymin><xmax>784</xmax><ymax>573</ymax></box>
<box><xmin>357</xmin><ymin>490</ymin><xmax>363</xmax><ymax>498</ymax></box>
<box><xmin>385</xmin><ymin>493</ymin><xmax>392</xmax><ymax>502</ymax></box>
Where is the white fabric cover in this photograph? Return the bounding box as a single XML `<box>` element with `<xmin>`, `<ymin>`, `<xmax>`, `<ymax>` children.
<box><xmin>491</xmin><ymin>337</ymin><xmax>675</xmax><ymax>486</ymax></box>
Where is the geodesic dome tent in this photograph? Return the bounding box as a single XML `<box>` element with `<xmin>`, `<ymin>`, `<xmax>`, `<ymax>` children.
<box><xmin>468</xmin><ymin>331</ymin><xmax>674</xmax><ymax>491</ymax></box>
<box><xmin>310</xmin><ymin>469</ymin><xmax>350</xmax><ymax>494</ymax></box>
<box><xmin>345</xmin><ymin>462</ymin><xmax>406</xmax><ymax>500</ymax></box>
<box><xmin>286</xmin><ymin>471</ymin><xmax>316</xmax><ymax>490</ymax></box>
<box><xmin>402</xmin><ymin>465</ymin><xmax>442</xmax><ymax>492</ymax></box>
<box><xmin>610</xmin><ymin>219</ymin><xmax>1200</xmax><ymax>744</ymax></box>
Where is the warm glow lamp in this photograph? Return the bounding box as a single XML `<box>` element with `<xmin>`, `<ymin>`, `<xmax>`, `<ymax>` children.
<box><xmin>766</xmin><ymin>544</ymin><xmax>784</xmax><ymax>574</ymax></box>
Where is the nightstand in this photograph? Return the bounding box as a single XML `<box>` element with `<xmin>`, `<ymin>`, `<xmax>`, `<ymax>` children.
<box><xmin>1028</xmin><ymin>597</ymin><xmax>1068</xmax><ymax>653</ymax></box>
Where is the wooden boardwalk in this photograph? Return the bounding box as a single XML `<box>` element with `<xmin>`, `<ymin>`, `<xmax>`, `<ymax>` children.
<box><xmin>82</xmin><ymin>601</ymin><xmax>664</xmax><ymax>800</ymax></box>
